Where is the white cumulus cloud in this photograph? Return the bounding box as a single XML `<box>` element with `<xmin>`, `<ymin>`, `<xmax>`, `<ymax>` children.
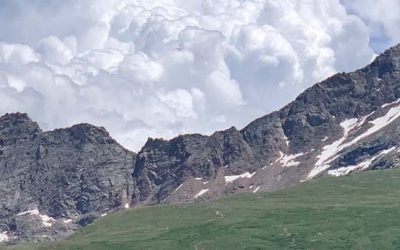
<box><xmin>0</xmin><ymin>0</ymin><xmax>395</xmax><ymax>151</ymax></box>
<box><xmin>342</xmin><ymin>0</ymin><xmax>400</xmax><ymax>51</ymax></box>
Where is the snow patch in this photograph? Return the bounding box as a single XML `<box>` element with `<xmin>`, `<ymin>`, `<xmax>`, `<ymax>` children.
<box><xmin>63</xmin><ymin>219</ymin><xmax>72</xmax><ymax>224</ymax></box>
<box><xmin>328</xmin><ymin>147</ymin><xmax>396</xmax><ymax>177</ymax></box>
<box><xmin>279</xmin><ymin>152</ymin><xmax>304</xmax><ymax>167</ymax></box>
<box><xmin>124</xmin><ymin>203</ymin><xmax>130</xmax><ymax>209</ymax></box>
<box><xmin>194</xmin><ymin>178</ymin><xmax>202</xmax><ymax>181</ymax></box>
<box><xmin>175</xmin><ymin>184</ymin><xmax>183</xmax><ymax>192</ymax></box>
<box><xmin>351</xmin><ymin>105</ymin><xmax>400</xmax><ymax>144</ymax></box>
<box><xmin>307</xmin><ymin>118</ymin><xmax>359</xmax><ymax>180</ymax></box>
<box><xmin>253</xmin><ymin>186</ymin><xmax>260</xmax><ymax>193</ymax></box>
<box><xmin>272</xmin><ymin>151</ymin><xmax>304</xmax><ymax>167</ymax></box>
<box><xmin>314</xmin><ymin>118</ymin><xmax>359</xmax><ymax>167</ymax></box>
<box><xmin>327</xmin><ymin>165</ymin><xmax>363</xmax><ymax>177</ymax></box>
<box><xmin>40</xmin><ymin>214</ymin><xmax>56</xmax><ymax>227</ymax></box>
<box><xmin>382</xmin><ymin>99</ymin><xmax>400</xmax><ymax>108</ymax></box>
<box><xmin>321</xmin><ymin>136</ymin><xmax>329</xmax><ymax>142</ymax></box>
<box><xmin>309</xmin><ymin>108</ymin><xmax>395</xmax><ymax>180</ymax></box>
<box><xmin>17</xmin><ymin>209</ymin><xmax>56</xmax><ymax>227</ymax></box>
<box><xmin>224</xmin><ymin>172</ymin><xmax>256</xmax><ymax>183</ymax></box>
<box><xmin>101</xmin><ymin>213</ymin><xmax>108</xmax><ymax>217</ymax></box>
<box><xmin>17</xmin><ymin>209</ymin><xmax>40</xmax><ymax>216</ymax></box>
<box><xmin>282</xmin><ymin>134</ymin><xmax>290</xmax><ymax>147</ymax></box>
<box><xmin>171</xmin><ymin>184</ymin><xmax>183</xmax><ymax>196</ymax></box>
<box><xmin>194</xmin><ymin>189</ymin><xmax>209</xmax><ymax>199</ymax></box>
<box><xmin>0</xmin><ymin>231</ymin><xmax>9</xmax><ymax>243</ymax></box>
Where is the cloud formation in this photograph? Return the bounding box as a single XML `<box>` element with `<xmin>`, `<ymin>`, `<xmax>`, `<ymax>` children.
<box><xmin>0</xmin><ymin>0</ymin><xmax>394</xmax><ymax>151</ymax></box>
<box><xmin>342</xmin><ymin>0</ymin><xmax>400</xmax><ymax>51</ymax></box>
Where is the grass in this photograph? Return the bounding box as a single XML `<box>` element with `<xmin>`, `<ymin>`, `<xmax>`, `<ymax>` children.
<box><xmin>5</xmin><ymin>168</ymin><xmax>400</xmax><ymax>250</ymax></box>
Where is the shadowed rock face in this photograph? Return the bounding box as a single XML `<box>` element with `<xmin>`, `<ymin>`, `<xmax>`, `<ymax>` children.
<box><xmin>132</xmin><ymin>127</ymin><xmax>256</xmax><ymax>204</ymax></box>
<box><xmin>1</xmin><ymin>44</ymin><xmax>400</xmax><ymax>244</ymax></box>
<box><xmin>134</xmin><ymin>43</ymin><xmax>400</xmax><ymax>205</ymax></box>
<box><xmin>0</xmin><ymin>113</ymin><xmax>135</xmax><ymax>243</ymax></box>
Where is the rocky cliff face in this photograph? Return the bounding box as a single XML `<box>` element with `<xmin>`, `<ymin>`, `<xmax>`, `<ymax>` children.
<box><xmin>1</xmin><ymin>44</ymin><xmax>400</xmax><ymax>245</ymax></box>
<box><xmin>0</xmin><ymin>113</ymin><xmax>135</xmax><ymax>243</ymax></box>
<box><xmin>134</xmin><ymin>44</ymin><xmax>400</xmax><ymax>205</ymax></box>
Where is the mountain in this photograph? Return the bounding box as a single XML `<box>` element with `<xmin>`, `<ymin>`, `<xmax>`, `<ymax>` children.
<box><xmin>133</xmin><ymin>43</ymin><xmax>400</xmax><ymax>204</ymax></box>
<box><xmin>1</xmin><ymin>43</ymin><xmax>400</xmax><ymax>245</ymax></box>
<box><xmin>0</xmin><ymin>114</ymin><xmax>135</xmax><ymax>243</ymax></box>
<box><xmin>7</xmin><ymin>167</ymin><xmax>400</xmax><ymax>250</ymax></box>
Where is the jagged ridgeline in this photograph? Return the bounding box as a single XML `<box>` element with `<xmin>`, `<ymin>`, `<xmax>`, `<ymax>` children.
<box><xmin>0</xmin><ymin>43</ymin><xmax>400</xmax><ymax>244</ymax></box>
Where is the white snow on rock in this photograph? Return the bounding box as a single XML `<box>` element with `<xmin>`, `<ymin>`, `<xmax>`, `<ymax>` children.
<box><xmin>171</xmin><ymin>184</ymin><xmax>184</xmax><ymax>196</ymax></box>
<box><xmin>63</xmin><ymin>219</ymin><xmax>72</xmax><ymax>224</ymax></box>
<box><xmin>381</xmin><ymin>99</ymin><xmax>400</xmax><ymax>108</ymax></box>
<box><xmin>0</xmin><ymin>231</ymin><xmax>9</xmax><ymax>243</ymax></box>
<box><xmin>307</xmin><ymin>118</ymin><xmax>359</xmax><ymax>180</ymax></box>
<box><xmin>253</xmin><ymin>186</ymin><xmax>260</xmax><ymax>193</ymax></box>
<box><xmin>321</xmin><ymin>136</ymin><xmax>329</xmax><ymax>142</ymax></box>
<box><xmin>272</xmin><ymin>152</ymin><xmax>284</xmax><ymax>164</ymax></box>
<box><xmin>328</xmin><ymin>147</ymin><xmax>396</xmax><ymax>177</ymax></box>
<box><xmin>307</xmin><ymin>164</ymin><xmax>329</xmax><ymax>180</ymax></box>
<box><xmin>194</xmin><ymin>178</ymin><xmax>202</xmax><ymax>181</ymax></box>
<box><xmin>350</xmin><ymin>105</ymin><xmax>400</xmax><ymax>145</ymax></box>
<box><xmin>175</xmin><ymin>184</ymin><xmax>183</xmax><ymax>192</ymax></box>
<box><xmin>224</xmin><ymin>172</ymin><xmax>256</xmax><ymax>183</ymax></box>
<box><xmin>101</xmin><ymin>213</ymin><xmax>108</xmax><ymax>217</ymax></box>
<box><xmin>39</xmin><ymin>214</ymin><xmax>56</xmax><ymax>227</ymax></box>
<box><xmin>328</xmin><ymin>164</ymin><xmax>363</xmax><ymax>177</ymax></box>
<box><xmin>282</xmin><ymin>134</ymin><xmax>290</xmax><ymax>147</ymax></box>
<box><xmin>314</xmin><ymin>118</ymin><xmax>359</xmax><ymax>167</ymax></box>
<box><xmin>270</xmin><ymin>151</ymin><xmax>304</xmax><ymax>167</ymax></box>
<box><xmin>124</xmin><ymin>203</ymin><xmax>130</xmax><ymax>209</ymax></box>
<box><xmin>17</xmin><ymin>209</ymin><xmax>40</xmax><ymax>216</ymax></box>
<box><xmin>17</xmin><ymin>209</ymin><xmax>56</xmax><ymax>227</ymax></box>
<box><xmin>279</xmin><ymin>152</ymin><xmax>304</xmax><ymax>167</ymax></box>
<box><xmin>194</xmin><ymin>189</ymin><xmax>209</xmax><ymax>199</ymax></box>
<box><xmin>309</xmin><ymin>105</ymin><xmax>400</xmax><ymax>180</ymax></box>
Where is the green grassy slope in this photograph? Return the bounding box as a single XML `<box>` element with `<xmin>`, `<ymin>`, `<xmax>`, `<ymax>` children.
<box><xmin>6</xmin><ymin>168</ymin><xmax>400</xmax><ymax>250</ymax></box>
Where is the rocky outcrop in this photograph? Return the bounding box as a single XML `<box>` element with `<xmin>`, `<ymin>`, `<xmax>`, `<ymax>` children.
<box><xmin>133</xmin><ymin>44</ymin><xmax>400</xmax><ymax>205</ymax></box>
<box><xmin>0</xmin><ymin>113</ymin><xmax>135</xmax><ymax>243</ymax></box>
<box><xmin>1</xmin><ymin>43</ymin><xmax>400</xmax><ymax>245</ymax></box>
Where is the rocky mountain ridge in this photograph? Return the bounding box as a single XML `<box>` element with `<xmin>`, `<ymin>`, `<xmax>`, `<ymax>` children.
<box><xmin>1</xmin><ymin>43</ymin><xmax>400</xmax><ymax>244</ymax></box>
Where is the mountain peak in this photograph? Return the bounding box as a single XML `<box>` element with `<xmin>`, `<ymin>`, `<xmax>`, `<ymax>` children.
<box><xmin>367</xmin><ymin>43</ymin><xmax>400</xmax><ymax>77</ymax></box>
<box><xmin>376</xmin><ymin>43</ymin><xmax>400</xmax><ymax>64</ymax></box>
<box><xmin>0</xmin><ymin>112</ymin><xmax>32</xmax><ymax>123</ymax></box>
<box><xmin>384</xmin><ymin>42</ymin><xmax>400</xmax><ymax>54</ymax></box>
<box><xmin>68</xmin><ymin>123</ymin><xmax>116</xmax><ymax>145</ymax></box>
<box><xmin>0</xmin><ymin>112</ymin><xmax>41</xmax><ymax>134</ymax></box>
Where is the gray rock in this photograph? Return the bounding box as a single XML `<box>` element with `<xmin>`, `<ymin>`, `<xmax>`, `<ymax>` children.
<box><xmin>132</xmin><ymin>43</ymin><xmax>400</xmax><ymax>204</ymax></box>
<box><xmin>1</xmin><ymin>43</ymin><xmax>400</xmax><ymax>245</ymax></box>
<box><xmin>0</xmin><ymin>113</ymin><xmax>135</xmax><ymax>243</ymax></box>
